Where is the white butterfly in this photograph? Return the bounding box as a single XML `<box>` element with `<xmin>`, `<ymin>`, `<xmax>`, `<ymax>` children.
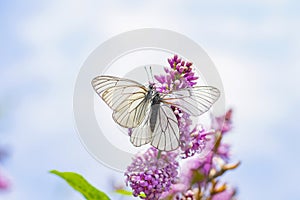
<box><xmin>92</xmin><ymin>75</ymin><xmax>220</xmax><ymax>151</ymax></box>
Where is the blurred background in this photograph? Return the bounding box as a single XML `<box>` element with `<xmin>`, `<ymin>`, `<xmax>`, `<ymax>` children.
<box><xmin>0</xmin><ymin>0</ymin><xmax>299</xmax><ymax>199</ymax></box>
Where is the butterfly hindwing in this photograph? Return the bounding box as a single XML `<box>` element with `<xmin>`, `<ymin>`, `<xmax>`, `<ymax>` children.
<box><xmin>130</xmin><ymin>113</ymin><xmax>153</xmax><ymax>147</ymax></box>
<box><xmin>150</xmin><ymin>104</ymin><xmax>180</xmax><ymax>151</ymax></box>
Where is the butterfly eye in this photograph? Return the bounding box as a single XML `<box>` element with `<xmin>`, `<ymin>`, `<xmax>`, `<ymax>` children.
<box><xmin>149</xmin><ymin>83</ymin><xmax>156</xmax><ymax>90</ymax></box>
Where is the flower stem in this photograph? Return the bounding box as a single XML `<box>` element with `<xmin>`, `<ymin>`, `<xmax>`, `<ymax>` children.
<box><xmin>157</xmin><ymin>150</ymin><xmax>162</xmax><ymax>159</ymax></box>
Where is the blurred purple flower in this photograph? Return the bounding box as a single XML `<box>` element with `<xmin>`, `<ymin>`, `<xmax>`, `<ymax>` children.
<box><xmin>180</xmin><ymin>124</ymin><xmax>215</xmax><ymax>159</ymax></box>
<box><xmin>0</xmin><ymin>147</ymin><xmax>10</xmax><ymax>191</ymax></box>
<box><xmin>217</xmin><ymin>143</ymin><xmax>231</xmax><ymax>161</ymax></box>
<box><xmin>160</xmin><ymin>109</ymin><xmax>239</xmax><ymax>200</ymax></box>
<box><xmin>212</xmin><ymin>109</ymin><xmax>234</xmax><ymax>161</ymax></box>
<box><xmin>212</xmin><ymin>188</ymin><xmax>236</xmax><ymax>200</ymax></box>
<box><xmin>161</xmin><ymin>152</ymin><xmax>214</xmax><ymax>200</ymax></box>
<box><xmin>0</xmin><ymin>171</ymin><xmax>10</xmax><ymax>191</ymax></box>
<box><xmin>125</xmin><ymin>147</ymin><xmax>179</xmax><ymax>199</ymax></box>
<box><xmin>183</xmin><ymin>152</ymin><xmax>213</xmax><ymax>183</ymax></box>
<box><xmin>212</xmin><ymin>109</ymin><xmax>233</xmax><ymax>134</ymax></box>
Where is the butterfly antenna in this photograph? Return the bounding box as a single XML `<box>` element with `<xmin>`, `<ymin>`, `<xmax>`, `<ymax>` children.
<box><xmin>149</xmin><ymin>66</ymin><xmax>155</xmax><ymax>83</ymax></box>
<box><xmin>145</xmin><ymin>66</ymin><xmax>155</xmax><ymax>84</ymax></box>
<box><xmin>144</xmin><ymin>66</ymin><xmax>152</xmax><ymax>84</ymax></box>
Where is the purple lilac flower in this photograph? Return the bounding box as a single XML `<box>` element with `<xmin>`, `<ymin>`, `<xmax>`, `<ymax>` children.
<box><xmin>155</xmin><ymin>55</ymin><xmax>213</xmax><ymax>159</ymax></box>
<box><xmin>211</xmin><ymin>188</ymin><xmax>235</xmax><ymax>200</ymax></box>
<box><xmin>125</xmin><ymin>147</ymin><xmax>179</xmax><ymax>199</ymax></box>
<box><xmin>161</xmin><ymin>109</ymin><xmax>237</xmax><ymax>199</ymax></box>
<box><xmin>161</xmin><ymin>152</ymin><xmax>214</xmax><ymax>199</ymax></box>
<box><xmin>212</xmin><ymin>109</ymin><xmax>234</xmax><ymax>161</ymax></box>
<box><xmin>212</xmin><ymin>109</ymin><xmax>232</xmax><ymax>134</ymax></box>
<box><xmin>176</xmin><ymin>111</ymin><xmax>216</xmax><ymax>159</ymax></box>
<box><xmin>0</xmin><ymin>170</ymin><xmax>10</xmax><ymax>191</ymax></box>
<box><xmin>0</xmin><ymin>148</ymin><xmax>10</xmax><ymax>191</ymax></box>
<box><xmin>167</xmin><ymin>55</ymin><xmax>198</xmax><ymax>87</ymax></box>
<box><xmin>155</xmin><ymin>55</ymin><xmax>198</xmax><ymax>93</ymax></box>
<box><xmin>180</xmin><ymin>125</ymin><xmax>215</xmax><ymax>159</ymax></box>
<box><xmin>125</xmin><ymin>56</ymin><xmax>238</xmax><ymax>200</ymax></box>
<box><xmin>184</xmin><ymin>190</ymin><xmax>195</xmax><ymax>200</ymax></box>
<box><xmin>154</xmin><ymin>69</ymin><xmax>189</xmax><ymax>93</ymax></box>
<box><xmin>170</xmin><ymin>189</ymin><xmax>195</xmax><ymax>200</ymax></box>
<box><xmin>217</xmin><ymin>143</ymin><xmax>231</xmax><ymax>161</ymax></box>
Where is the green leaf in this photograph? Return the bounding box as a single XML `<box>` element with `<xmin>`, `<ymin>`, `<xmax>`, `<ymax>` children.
<box><xmin>115</xmin><ymin>189</ymin><xmax>146</xmax><ymax>198</ymax></box>
<box><xmin>115</xmin><ymin>189</ymin><xmax>133</xmax><ymax>196</ymax></box>
<box><xmin>50</xmin><ymin>170</ymin><xmax>110</xmax><ymax>200</ymax></box>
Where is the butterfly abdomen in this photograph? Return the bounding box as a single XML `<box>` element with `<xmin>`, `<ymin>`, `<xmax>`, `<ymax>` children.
<box><xmin>150</xmin><ymin>93</ymin><xmax>161</xmax><ymax>132</ymax></box>
<box><xmin>150</xmin><ymin>105</ymin><xmax>159</xmax><ymax>132</ymax></box>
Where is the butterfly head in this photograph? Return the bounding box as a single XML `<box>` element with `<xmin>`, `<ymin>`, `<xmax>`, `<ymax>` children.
<box><xmin>148</xmin><ymin>82</ymin><xmax>155</xmax><ymax>90</ymax></box>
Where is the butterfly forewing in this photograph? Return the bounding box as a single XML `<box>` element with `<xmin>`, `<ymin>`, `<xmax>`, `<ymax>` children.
<box><xmin>112</xmin><ymin>93</ymin><xmax>151</xmax><ymax>128</ymax></box>
<box><xmin>161</xmin><ymin>86</ymin><xmax>220</xmax><ymax>116</ymax></box>
<box><xmin>92</xmin><ymin>76</ymin><xmax>150</xmax><ymax>128</ymax></box>
<box><xmin>150</xmin><ymin>104</ymin><xmax>180</xmax><ymax>151</ymax></box>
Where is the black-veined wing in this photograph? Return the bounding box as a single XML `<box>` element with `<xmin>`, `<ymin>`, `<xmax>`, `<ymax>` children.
<box><xmin>161</xmin><ymin>86</ymin><xmax>220</xmax><ymax>116</ymax></box>
<box><xmin>91</xmin><ymin>75</ymin><xmax>151</xmax><ymax>128</ymax></box>
<box><xmin>150</xmin><ymin>104</ymin><xmax>180</xmax><ymax>151</ymax></box>
<box><xmin>130</xmin><ymin>113</ymin><xmax>153</xmax><ymax>147</ymax></box>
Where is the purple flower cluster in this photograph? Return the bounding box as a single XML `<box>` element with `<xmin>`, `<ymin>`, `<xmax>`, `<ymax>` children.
<box><xmin>155</xmin><ymin>55</ymin><xmax>198</xmax><ymax>93</ymax></box>
<box><xmin>211</xmin><ymin>188</ymin><xmax>236</xmax><ymax>200</ymax></box>
<box><xmin>155</xmin><ymin>55</ymin><xmax>212</xmax><ymax>159</ymax></box>
<box><xmin>154</xmin><ymin>69</ymin><xmax>188</xmax><ymax>93</ymax></box>
<box><xmin>0</xmin><ymin>172</ymin><xmax>10</xmax><ymax>191</ymax></box>
<box><xmin>123</xmin><ymin>56</ymin><xmax>239</xmax><ymax>200</ymax></box>
<box><xmin>167</xmin><ymin>55</ymin><xmax>198</xmax><ymax>87</ymax></box>
<box><xmin>212</xmin><ymin>109</ymin><xmax>232</xmax><ymax>134</ymax></box>
<box><xmin>161</xmin><ymin>109</ymin><xmax>238</xmax><ymax>200</ymax></box>
<box><xmin>125</xmin><ymin>148</ymin><xmax>179</xmax><ymax>199</ymax></box>
<box><xmin>212</xmin><ymin>109</ymin><xmax>233</xmax><ymax>161</ymax></box>
<box><xmin>180</xmin><ymin>124</ymin><xmax>215</xmax><ymax>159</ymax></box>
<box><xmin>175</xmin><ymin>109</ymin><xmax>215</xmax><ymax>160</ymax></box>
<box><xmin>160</xmin><ymin>151</ymin><xmax>214</xmax><ymax>199</ymax></box>
<box><xmin>0</xmin><ymin>148</ymin><xmax>10</xmax><ymax>191</ymax></box>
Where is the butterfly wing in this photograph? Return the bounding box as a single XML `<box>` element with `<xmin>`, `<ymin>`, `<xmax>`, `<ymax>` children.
<box><xmin>92</xmin><ymin>75</ymin><xmax>151</xmax><ymax>128</ymax></box>
<box><xmin>150</xmin><ymin>104</ymin><xmax>180</xmax><ymax>151</ymax></box>
<box><xmin>161</xmin><ymin>86</ymin><xmax>220</xmax><ymax>116</ymax></box>
<box><xmin>130</xmin><ymin>113</ymin><xmax>153</xmax><ymax>147</ymax></box>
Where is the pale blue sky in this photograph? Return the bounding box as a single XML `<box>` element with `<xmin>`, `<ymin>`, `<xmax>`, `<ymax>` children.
<box><xmin>0</xmin><ymin>0</ymin><xmax>300</xmax><ymax>199</ymax></box>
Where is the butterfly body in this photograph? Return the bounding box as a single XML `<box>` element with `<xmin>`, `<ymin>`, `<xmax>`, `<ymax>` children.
<box><xmin>92</xmin><ymin>75</ymin><xmax>220</xmax><ymax>151</ymax></box>
<box><xmin>145</xmin><ymin>84</ymin><xmax>155</xmax><ymax>102</ymax></box>
<box><xmin>150</xmin><ymin>93</ymin><xmax>161</xmax><ymax>133</ymax></box>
